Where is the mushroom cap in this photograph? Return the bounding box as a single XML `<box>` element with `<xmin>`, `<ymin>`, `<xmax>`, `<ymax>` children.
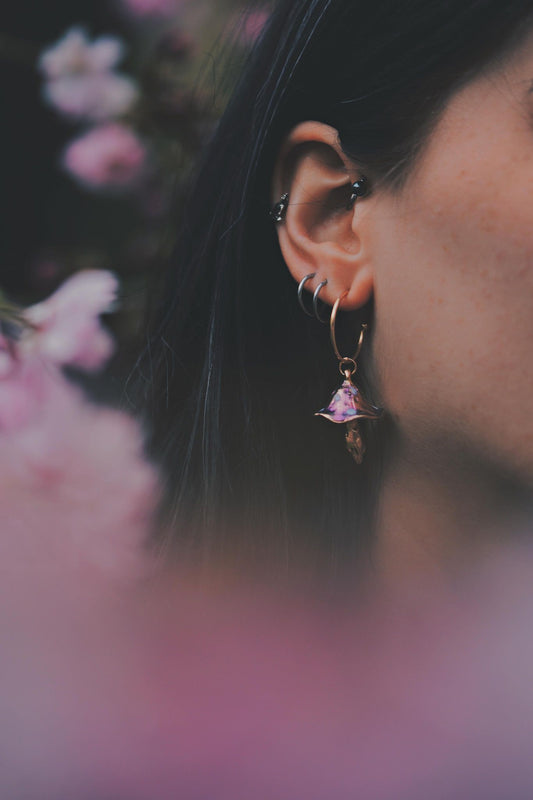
<box><xmin>315</xmin><ymin>379</ymin><xmax>382</xmax><ymax>424</ymax></box>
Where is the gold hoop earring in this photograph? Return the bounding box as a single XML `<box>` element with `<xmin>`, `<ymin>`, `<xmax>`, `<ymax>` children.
<box><xmin>315</xmin><ymin>292</ymin><xmax>382</xmax><ymax>464</ymax></box>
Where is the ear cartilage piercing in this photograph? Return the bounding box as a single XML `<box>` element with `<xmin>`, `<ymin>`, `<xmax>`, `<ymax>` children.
<box><xmin>347</xmin><ymin>176</ymin><xmax>370</xmax><ymax>209</ymax></box>
<box><xmin>297</xmin><ymin>273</ymin><xmax>317</xmax><ymax>316</ymax></box>
<box><xmin>270</xmin><ymin>193</ymin><xmax>289</xmax><ymax>222</ymax></box>
<box><xmin>315</xmin><ymin>293</ymin><xmax>383</xmax><ymax>464</ymax></box>
<box><xmin>312</xmin><ymin>279</ymin><xmax>329</xmax><ymax>324</ymax></box>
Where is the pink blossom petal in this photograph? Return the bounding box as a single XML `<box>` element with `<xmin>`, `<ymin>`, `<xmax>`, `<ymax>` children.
<box><xmin>43</xmin><ymin>73</ymin><xmax>138</xmax><ymax>121</ymax></box>
<box><xmin>39</xmin><ymin>27</ymin><xmax>125</xmax><ymax>80</ymax></box>
<box><xmin>24</xmin><ymin>270</ymin><xmax>118</xmax><ymax>371</ymax></box>
<box><xmin>26</xmin><ymin>270</ymin><xmax>118</xmax><ymax>324</ymax></box>
<box><xmin>0</xmin><ymin>337</ymin><xmax>15</xmax><ymax>379</ymax></box>
<box><xmin>61</xmin><ymin>124</ymin><xmax>147</xmax><ymax>190</ymax></box>
<box><xmin>36</xmin><ymin>320</ymin><xmax>115</xmax><ymax>371</ymax></box>
<box><xmin>0</xmin><ymin>360</ymin><xmax>158</xmax><ymax>574</ymax></box>
<box><xmin>38</xmin><ymin>28</ymin><xmax>90</xmax><ymax>80</ymax></box>
<box><xmin>0</xmin><ymin>358</ymin><xmax>48</xmax><ymax>431</ymax></box>
<box><xmin>86</xmin><ymin>36</ymin><xmax>125</xmax><ymax>72</ymax></box>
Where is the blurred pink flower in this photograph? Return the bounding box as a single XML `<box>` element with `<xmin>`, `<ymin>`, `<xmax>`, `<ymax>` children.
<box><xmin>23</xmin><ymin>270</ymin><xmax>118</xmax><ymax>371</ymax></box>
<box><xmin>43</xmin><ymin>73</ymin><xmax>138</xmax><ymax>122</ymax></box>
<box><xmin>0</xmin><ymin>358</ymin><xmax>157</xmax><ymax>575</ymax></box>
<box><xmin>39</xmin><ymin>27</ymin><xmax>124</xmax><ymax>80</ymax></box>
<box><xmin>0</xmin><ymin>271</ymin><xmax>117</xmax><ymax>431</ymax></box>
<box><xmin>236</xmin><ymin>9</ymin><xmax>270</xmax><ymax>45</ymax></box>
<box><xmin>3</xmin><ymin>538</ymin><xmax>533</xmax><ymax>797</ymax></box>
<box><xmin>39</xmin><ymin>27</ymin><xmax>138</xmax><ymax>121</ymax></box>
<box><xmin>0</xmin><ymin>343</ymin><xmax>46</xmax><ymax>431</ymax></box>
<box><xmin>61</xmin><ymin>124</ymin><xmax>147</xmax><ymax>190</ymax></box>
<box><xmin>121</xmin><ymin>0</ymin><xmax>186</xmax><ymax>17</ymax></box>
<box><xmin>0</xmin><ymin>270</ymin><xmax>156</xmax><ymax>576</ymax></box>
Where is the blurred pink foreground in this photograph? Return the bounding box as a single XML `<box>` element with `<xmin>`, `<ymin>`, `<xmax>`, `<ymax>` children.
<box><xmin>0</xmin><ymin>272</ymin><xmax>532</xmax><ymax>799</ymax></box>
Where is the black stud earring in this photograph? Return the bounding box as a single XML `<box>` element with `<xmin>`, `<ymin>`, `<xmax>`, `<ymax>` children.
<box><xmin>270</xmin><ymin>193</ymin><xmax>289</xmax><ymax>223</ymax></box>
<box><xmin>347</xmin><ymin>176</ymin><xmax>370</xmax><ymax>209</ymax></box>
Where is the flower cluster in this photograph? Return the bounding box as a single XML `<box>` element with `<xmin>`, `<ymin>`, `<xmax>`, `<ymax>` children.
<box><xmin>30</xmin><ymin>4</ymin><xmax>271</xmax><ymax>335</ymax></box>
<box><xmin>39</xmin><ymin>27</ymin><xmax>138</xmax><ymax>123</ymax></box>
<box><xmin>0</xmin><ymin>271</ymin><xmax>157</xmax><ymax>576</ymax></box>
<box><xmin>39</xmin><ymin>28</ymin><xmax>146</xmax><ymax>190</ymax></box>
<box><xmin>0</xmin><ymin>271</ymin><xmax>117</xmax><ymax>430</ymax></box>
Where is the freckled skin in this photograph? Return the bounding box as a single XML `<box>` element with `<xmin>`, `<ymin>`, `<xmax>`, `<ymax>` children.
<box><xmin>368</xmin><ymin>35</ymin><xmax>533</xmax><ymax>484</ymax></box>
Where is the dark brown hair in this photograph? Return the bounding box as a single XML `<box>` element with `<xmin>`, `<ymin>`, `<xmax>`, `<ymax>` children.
<box><xmin>137</xmin><ymin>0</ymin><xmax>533</xmax><ymax>570</ymax></box>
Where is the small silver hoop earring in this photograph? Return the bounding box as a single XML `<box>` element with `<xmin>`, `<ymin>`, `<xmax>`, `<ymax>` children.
<box><xmin>297</xmin><ymin>273</ymin><xmax>316</xmax><ymax>317</ymax></box>
<box><xmin>313</xmin><ymin>279</ymin><xmax>329</xmax><ymax>324</ymax></box>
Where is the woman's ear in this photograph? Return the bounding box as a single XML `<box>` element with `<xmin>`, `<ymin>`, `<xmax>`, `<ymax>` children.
<box><xmin>272</xmin><ymin>121</ymin><xmax>374</xmax><ymax>310</ymax></box>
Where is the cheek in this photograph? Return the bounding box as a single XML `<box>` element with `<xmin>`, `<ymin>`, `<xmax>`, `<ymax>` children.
<box><xmin>371</xmin><ymin>175</ymin><xmax>533</xmax><ymax>470</ymax></box>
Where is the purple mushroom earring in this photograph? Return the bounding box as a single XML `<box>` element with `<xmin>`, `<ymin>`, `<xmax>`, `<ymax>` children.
<box><xmin>315</xmin><ymin>292</ymin><xmax>382</xmax><ymax>464</ymax></box>
<box><xmin>272</xmin><ymin>177</ymin><xmax>380</xmax><ymax>462</ymax></box>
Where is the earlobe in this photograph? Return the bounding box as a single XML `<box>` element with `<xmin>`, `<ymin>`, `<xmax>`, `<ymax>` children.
<box><xmin>271</xmin><ymin>121</ymin><xmax>375</xmax><ymax>312</ymax></box>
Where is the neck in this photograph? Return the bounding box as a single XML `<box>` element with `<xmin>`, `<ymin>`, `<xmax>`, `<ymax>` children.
<box><xmin>372</xmin><ymin>443</ymin><xmax>533</xmax><ymax>590</ymax></box>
